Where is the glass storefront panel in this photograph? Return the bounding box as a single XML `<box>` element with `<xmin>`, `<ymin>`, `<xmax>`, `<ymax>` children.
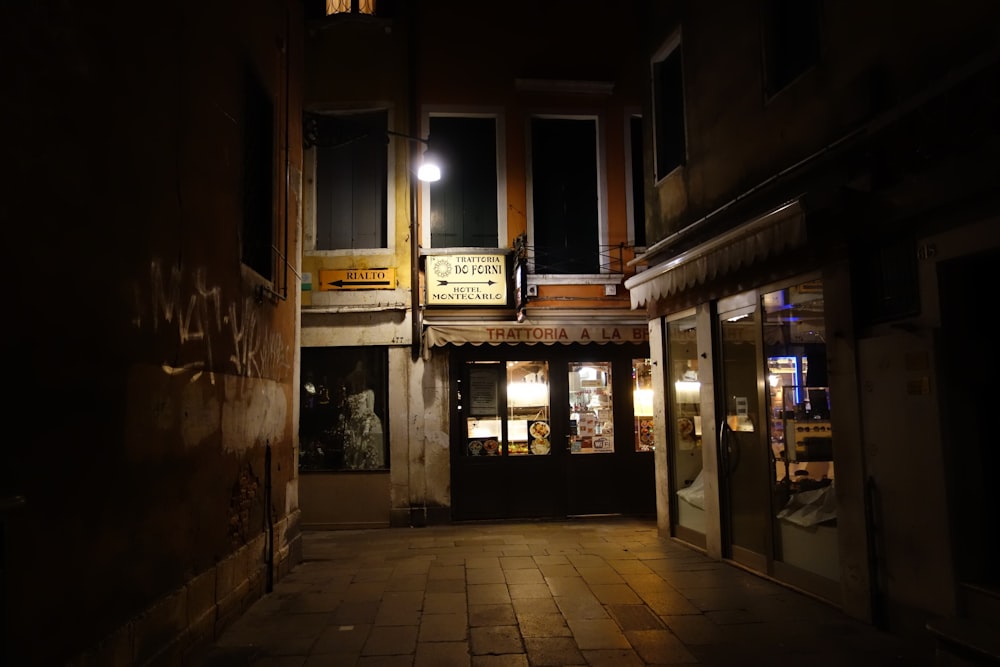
<box><xmin>763</xmin><ymin>279</ymin><xmax>839</xmax><ymax>581</ymax></box>
<box><xmin>719</xmin><ymin>304</ymin><xmax>770</xmax><ymax>560</ymax></box>
<box><xmin>508</xmin><ymin>361</ymin><xmax>551</xmax><ymax>455</ymax></box>
<box><xmin>633</xmin><ymin>358</ymin><xmax>655</xmax><ymax>452</ymax></box>
<box><xmin>465</xmin><ymin>361</ymin><xmax>504</xmax><ymax>456</ymax></box>
<box><xmin>299</xmin><ymin>346</ymin><xmax>388</xmax><ymax>471</ymax></box>
<box><xmin>568</xmin><ymin>362</ymin><xmax>615</xmax><ymax>454</ymax></box>
<box><xmin>667</xmin><ymin>313</ymin><xmax>705</xmax><ymax>534</ymax></box>
<box><xmin>464</xmin><ymin>361</ymin><xmax>552</xmax><ymax>456</ymax></box>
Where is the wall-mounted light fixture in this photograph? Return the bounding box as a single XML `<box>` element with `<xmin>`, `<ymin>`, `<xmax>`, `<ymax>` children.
<box><xmin>386</xmin><ymin>129</ymin><xmax>441</xmax><ymax>182</ymax></box>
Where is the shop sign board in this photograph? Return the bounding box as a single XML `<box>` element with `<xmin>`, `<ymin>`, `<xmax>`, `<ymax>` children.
<box><xmin>319</xmin><ymin>268</ymin><xmax>396</xmax><ymax>291</ymax></box>
<box><xmin>424</xmin><ymin>323</ymin><xmax>650</xmax><ymax>349</ymax></box>
<box><xmin>426</xmin><ymin>253</ymin><xmax>510</xmax><ymax>307</ymax></box>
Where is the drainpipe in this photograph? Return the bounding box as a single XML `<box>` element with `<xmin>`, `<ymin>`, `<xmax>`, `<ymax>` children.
<box><xmin>264</xmin><ymin>442</ymin><xmax>274</xmax><ymax>593</ymax></box>
<box><xmin>408</xmin><ymin>1</ymin><xmax>421</xmax><ymax>362</ymax></box>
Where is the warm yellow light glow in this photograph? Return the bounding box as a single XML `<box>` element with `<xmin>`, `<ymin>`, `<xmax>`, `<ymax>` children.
<box><xmin>674</xmin><ymin>380</ymin><xmax>701</xmax><ymax>402</ymax></box>
<box><xmin>768</xmin><ymin>373</ymin><xmax>780</xmax><ymax>388</ymax></box>
<box><xmin>507</xmin><ymin>381</ymin><xmax>548</xmax><ymax>407</ymax></box>
<box><xmin>633</xmin><ymin>388</ymin><xmax>654</xmax><ymax>417</ymax></box>
<box><xmin>326</xmin><ymin>0</ymin><xmax>376</xmax><ymax>15</ymax></box>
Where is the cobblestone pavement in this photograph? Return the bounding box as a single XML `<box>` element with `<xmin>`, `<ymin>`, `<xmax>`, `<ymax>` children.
<box><xmin>195</xmin><ymin>517</ymin><xmax>935</xmax><ymax>666</ymax></box>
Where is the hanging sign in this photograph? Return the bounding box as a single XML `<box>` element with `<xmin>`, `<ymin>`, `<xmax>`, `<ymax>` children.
<box><xmin>425</xmin><ymin>253</ymin><xmax>510</xmax><ymax>307</ymax></box>
<box><xmin>319</xmin><ymin>268</ymin><xmax>396</xmax><ymax>290</ymax></box>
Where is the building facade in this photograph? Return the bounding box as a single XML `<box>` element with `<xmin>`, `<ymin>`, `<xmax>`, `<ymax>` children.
<box><xmin>4</xmin><ymin>0</ymin><xmax>305</xmax><ymax>664</ymax></box>
<box><xmin>299</xmin><ymin>0</ymin><xmax>658</xmax><ymax>528</ymax></box>
<box><xmin>628</xmin><ymin>0</ymin><xmax>999</xmax><ymax>652</ymax></box>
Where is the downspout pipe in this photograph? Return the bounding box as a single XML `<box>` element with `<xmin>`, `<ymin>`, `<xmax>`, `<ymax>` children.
<box><xmin>408</xmin><ymin>3</ymin><xmax>421</xmax><ymax>361</ymax></box>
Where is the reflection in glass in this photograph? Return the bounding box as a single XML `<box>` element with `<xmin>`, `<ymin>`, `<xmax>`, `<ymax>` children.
<box><xmin>720</xmin><ymin>306</ymin><xmax>768</xmax><ymax>555</ymax></box>
<box><xmin>668</xmin><ymin>314</ymin><xmax>704</xmax><ymax>534</ymax></box>
<box><xmin>763</xmin><ymin>279</ymin><xmax>839</xmax><ymax>582</ymax></box>
<box><xmin>299</xmin><ymin>347</ymin><xmax>388</xmax><ymax>471</ymax></box>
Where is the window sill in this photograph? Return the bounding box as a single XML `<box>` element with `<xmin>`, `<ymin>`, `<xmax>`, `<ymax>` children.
<box><xmin>530</xmin><ymin>273</ymin><xmax>623</xmax><ymax>286</ymax></box>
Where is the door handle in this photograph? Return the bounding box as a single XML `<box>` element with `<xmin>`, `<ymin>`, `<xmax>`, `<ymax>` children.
<box><xmin>719</xmin><ymin>421</ymin><xmax>740</xmax><ymax>474</ymax></box>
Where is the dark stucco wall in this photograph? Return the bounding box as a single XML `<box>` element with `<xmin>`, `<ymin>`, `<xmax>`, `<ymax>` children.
<box><xmin>3</xmin><ymin>1</ymin><xmax>303</xmax><ymax>663</ymax></box>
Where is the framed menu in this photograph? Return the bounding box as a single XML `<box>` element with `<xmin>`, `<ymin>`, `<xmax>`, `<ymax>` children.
<box><xmin>469</xmin><ymin>367</ymin><xmax>498</xmax><ymax>416</ymax></box>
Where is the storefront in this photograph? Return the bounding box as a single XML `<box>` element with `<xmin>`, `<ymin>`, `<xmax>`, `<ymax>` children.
<box><xmin>626</xmin><ymin>201</ymin><xmax>846</xmax><ymax>603</ymax></box>
<box><xmin>424</xmin><ymin>321</ymin><xmax>655</xmax><ymax>521</ymax></box>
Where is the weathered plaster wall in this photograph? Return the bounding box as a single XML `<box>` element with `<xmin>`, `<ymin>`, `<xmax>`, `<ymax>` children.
<box><xmin>4</xmin><ymin>0</ymin><xmax>304</xmax><ymax>663</ymax></box>
<box><xmin>642</xmin><ymin>0</ymin><xmax>1000</xmax><ymax>235</ymax></box>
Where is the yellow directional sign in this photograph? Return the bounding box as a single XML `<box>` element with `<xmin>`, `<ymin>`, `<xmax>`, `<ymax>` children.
<box><xmin>319</xmin><ymin>268</ymin><xmax>396</xmax><ymax>290</ymax></box>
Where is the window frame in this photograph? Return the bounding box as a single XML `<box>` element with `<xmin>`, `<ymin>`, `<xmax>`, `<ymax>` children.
<box><xmin>241</xmin><ymin>62</ymin><xmax>276</xmax><ymax>282</ymax></box>
<box><xmin>651</xmin><ymin>31</ymin><xmax>687</xmax><ymax>183</ymax></box>
<box><xmin>420</xmin><ymin>111</ymin><xmax>507</xmax><ymax>250</ymax></box>
<box><xmin>526</xmin><ymin>113</ymin><xmax>609</xmax><ymax>277</ymax></box>
<box><xmin>304</xmin><ymin>107</ymin><xmax>397</xmax><ymax>255</ymax></box>
<box><xmin>298</xmin><ymin>345</ymin><xmax>390</xmax><ymax>472</ymax></box>
<box><xmin>624</xmin><ymin>110</ymin><xmax>646</xmax><ymax>250</ymax></box>
<box><xmin>760</xmin><ymin>0</ymin><xmax>823</xmax><ymax>100</ymax></box>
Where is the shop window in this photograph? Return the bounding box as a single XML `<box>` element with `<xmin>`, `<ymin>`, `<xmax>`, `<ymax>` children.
<box><xmin>528</xmin><ymin>116</ymin><xmax>601</xmax><ymax>274</ymax></box>
<box><xmin>764</xmin><ymin>279</ymin><xmax>839</xmax><ymax>580</ymax></box>
<box><xmin>299</xmin><ymin>347</ymin><xmax>388</xmax><ymax>471</ymax></box>
<box><xmin>568</xmin><ymin>362</ymin><xmax>614</xmax><ymax>454</ymax></box>
<box><xmin>651</xmin><ymin>33</ymin><xmax>686</xmax><ymax>180</ymax></box>
<box><xmin>464</xmin><ymin>361</ymin><xmax>551</xmax><ymax>456</ymax></box>
<box><xmin>307</xmin><ymin>109</ymin><xmax>389</xmax><ymax>250</ymax></box>
<box><xmin>428</xmin><ymin>115</ymin><xmax>499</xmax><ymax>248</ymax></box>
<box><xmin>507</xmin><ymin>361</ymin><xmax>551</xmax><ymax>455</ymax></box>
<box><xmin>633</xmin><ymin>358</ymin><xmax>655</xmax><ymax>452</ymax></box>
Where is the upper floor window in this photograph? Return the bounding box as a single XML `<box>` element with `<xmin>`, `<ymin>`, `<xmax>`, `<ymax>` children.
<box><xmin>307</xmin><ymin>109</ymin><xmax>389</xmax><ymax>251</ymax></box>
<box><xmin>762</xmin><ymin>0</ymin><xmax>822</xmax><ymax>97</ymax></box>
<box><xmin>528</xmin><ymin>116</ymin><xmax>602</xmax><ymax>275</ymax></box>
<box><xmin>627</xmin><ymin>114</ymin><xmax>646</xmax><ymax>249</ymax></box>
<box><xmin>427</xmin><ymin>115</ymin><xmax>500</xmax><ymax>249</ymax></box>
<box><xmin>326</xmin><ymin>0</ymin><xmax>375</xmax><ymax>15</ymax></box>
<box><xmin>652</xmin><ymin>34</ymin><xmax>686</xmax><ymax>181</ymax></box>
<box><xmin>242</xmin><ymin>63</ymin><xmax>275</xmax><ymax>280</ymax></box>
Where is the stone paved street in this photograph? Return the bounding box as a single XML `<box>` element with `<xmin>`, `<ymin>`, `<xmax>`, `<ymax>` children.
<box><xmin>195</xmin><ymin>518</ymin><xmax>935</xmax><ymax>666</ymax></box>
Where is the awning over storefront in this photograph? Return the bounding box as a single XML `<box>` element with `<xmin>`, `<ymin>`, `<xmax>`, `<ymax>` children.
<box><xmin>625</xmin><ymin>200</ymin><xmax>806</xmax><ymax>310</ymax></box>
<box><xmin>423</xmin><ymin>318</ymin><xmax>649</xmax><ymax>358</ymax></box>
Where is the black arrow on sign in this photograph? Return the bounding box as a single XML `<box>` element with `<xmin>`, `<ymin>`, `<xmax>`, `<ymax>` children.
<box><xmin>437</xmin><ymin>280</ymin><xmax>496</xmax><ymax>286</ymax></box>
<box><xmin>328</xmin><ymin>280</ymin><xmax>392</xmax><ymax>287</ymax></box>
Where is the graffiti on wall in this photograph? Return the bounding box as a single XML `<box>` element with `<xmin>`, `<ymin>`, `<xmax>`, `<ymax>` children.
<box><xmin>132</xmin><ymin>260</ymin><xmax>291</xmax><ymax>384</ymax></box>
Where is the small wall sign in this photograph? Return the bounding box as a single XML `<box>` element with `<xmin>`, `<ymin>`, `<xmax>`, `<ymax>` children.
<box><xmin>319</xmin><ymin>268</ymin><xmax>396</xmax><ymax>291</ymax></box>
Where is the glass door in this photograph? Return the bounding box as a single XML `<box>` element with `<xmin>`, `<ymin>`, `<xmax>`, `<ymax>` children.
<box><xmin>717</xmin><ymin>301</ymin><xmax>770</xmax><ymax>570</ymax></box>
<box><xmin>666</xmin><ymin>312</ymin><xmax>705</xmax><ymax>543</ymax></box>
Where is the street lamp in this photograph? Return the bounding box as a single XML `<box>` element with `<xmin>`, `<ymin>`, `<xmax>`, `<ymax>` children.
<box><xmin>386</xmin><ymin>129</ymin><xmax>441</xmax><ymax>182</ymax></box>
